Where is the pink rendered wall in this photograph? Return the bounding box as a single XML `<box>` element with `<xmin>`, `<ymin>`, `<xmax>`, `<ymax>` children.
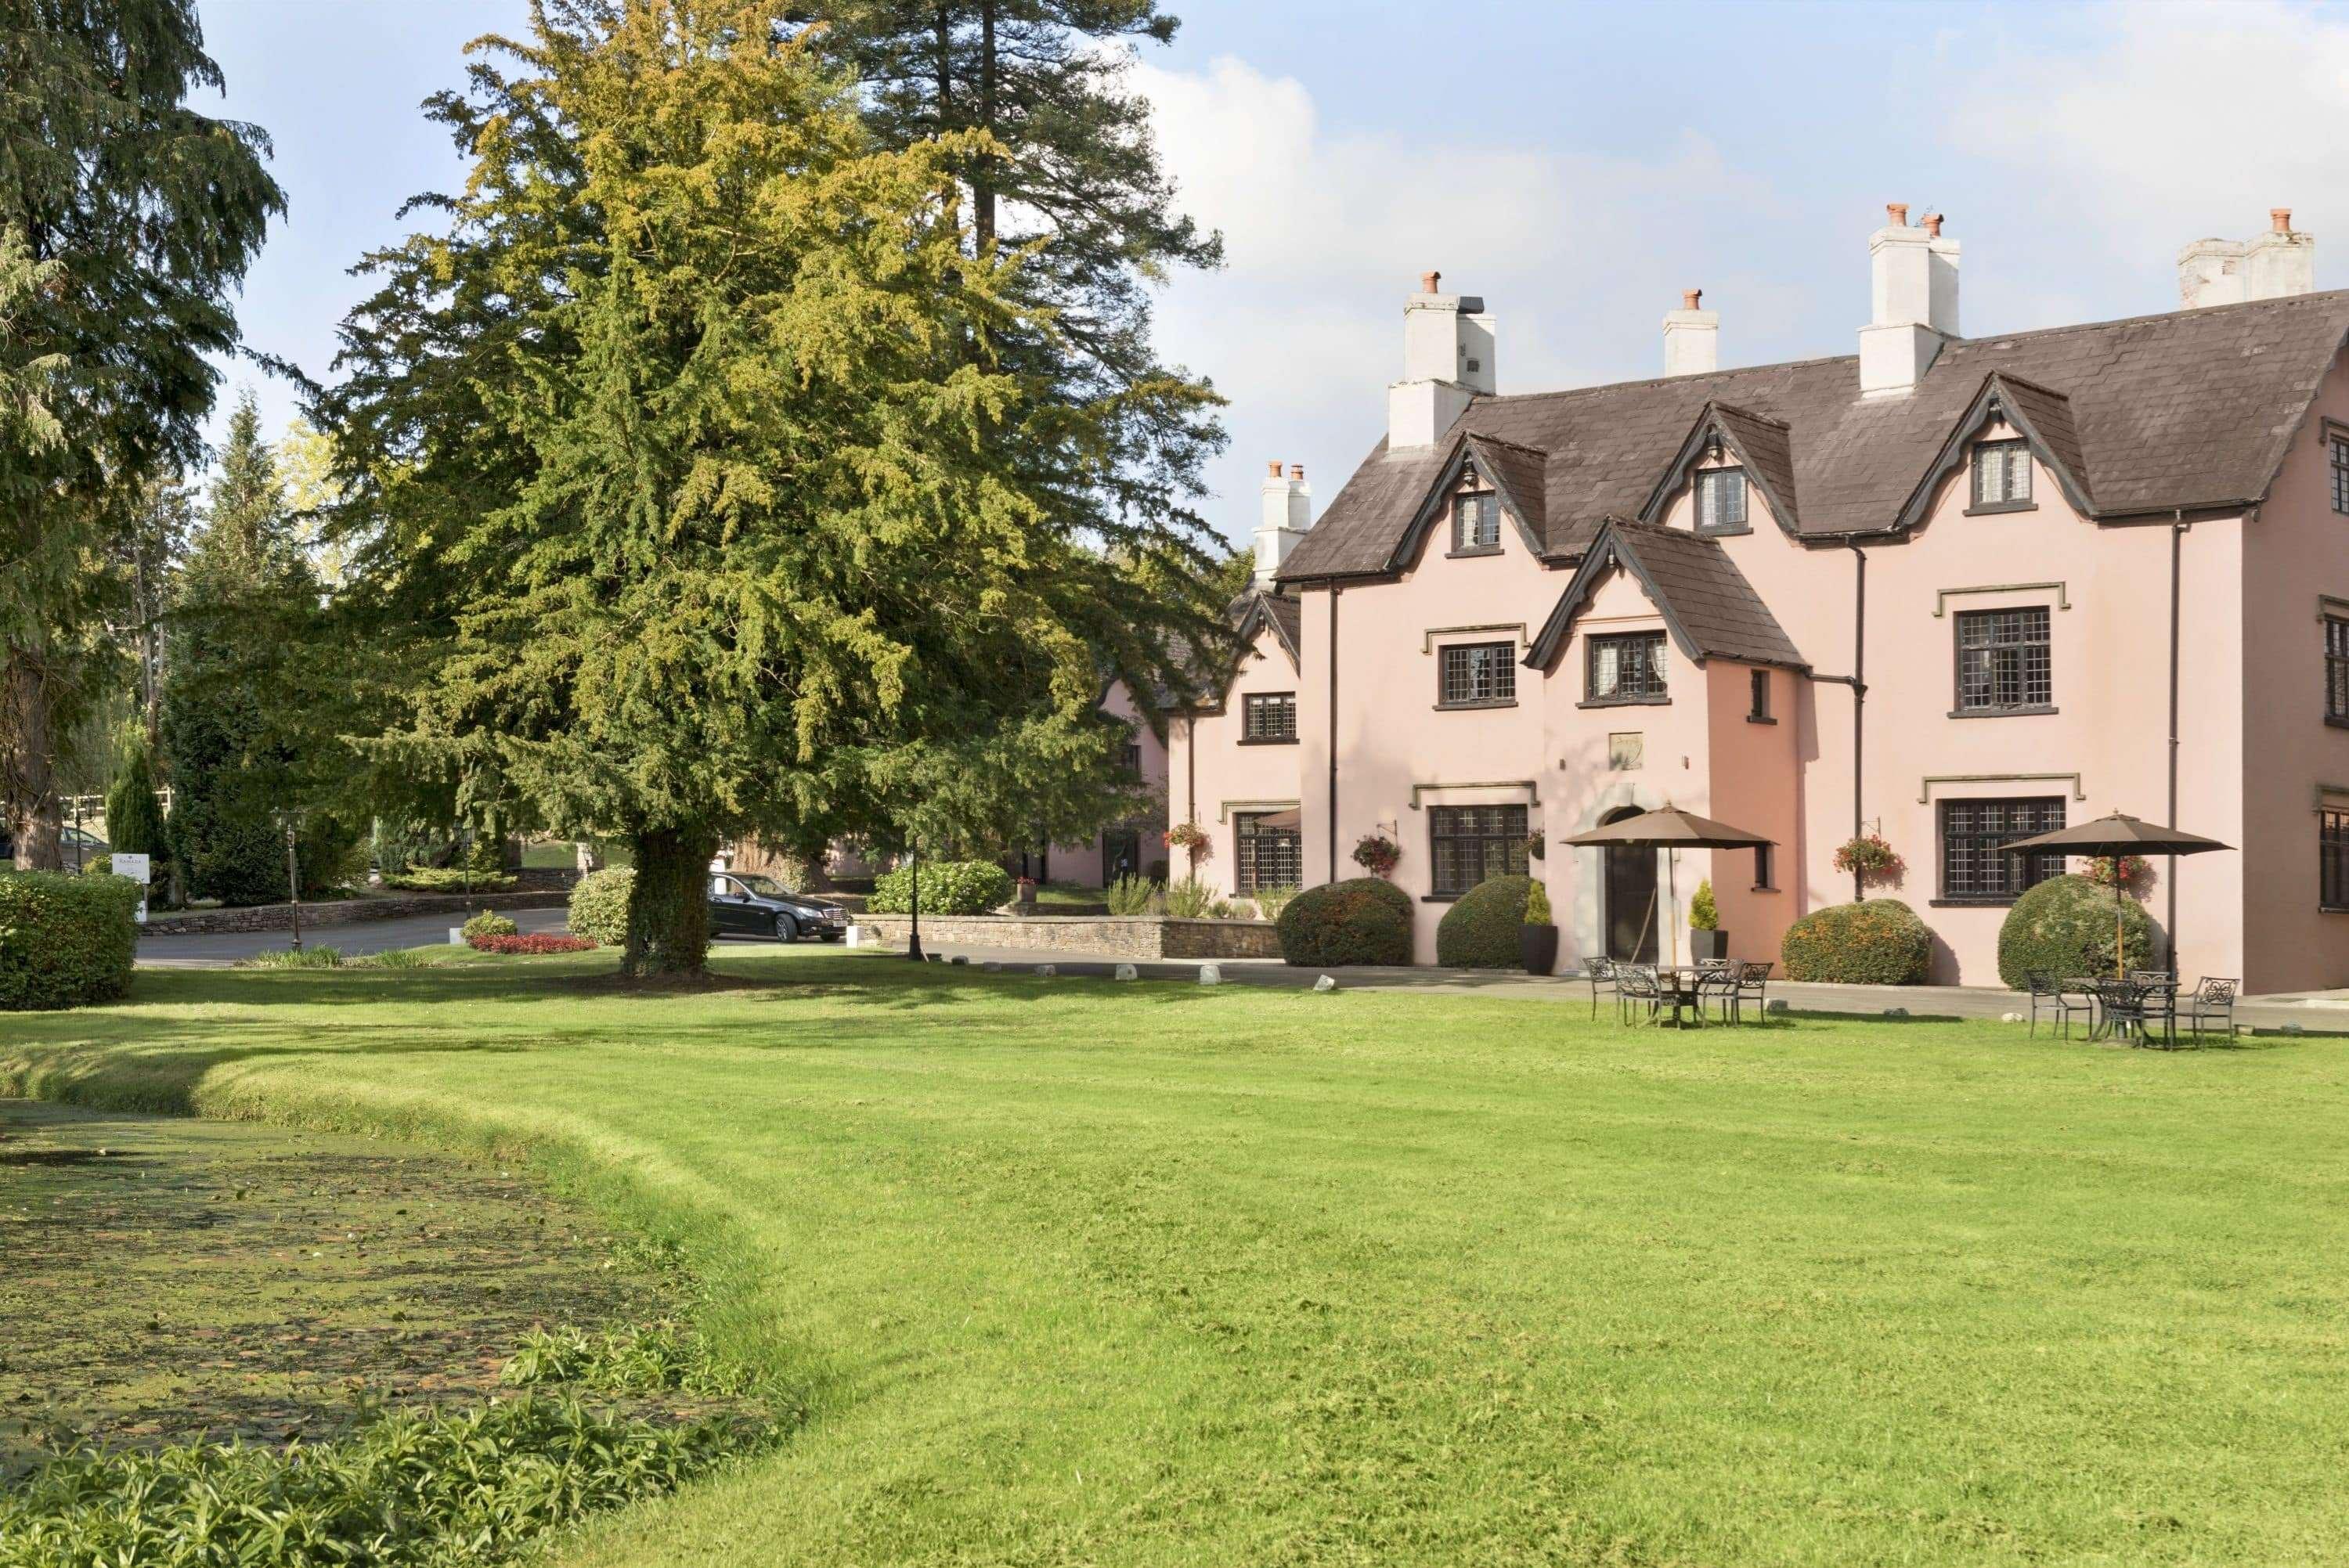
<box><xmin>1045</xmin><ymin>680</ymin><xmax>1167</xmax><ymax>889</ymax></box>
<box><xmin>2239</xmin><ymin>352</ymin><xmax>2349</xmax><ymax>991</ymax></box>
<box><xmin>1705</xmin><ymin>661</ymin><xmax>1801</xmax><ymax>968</ymax></box>
<box><xmin>1165</xmin><ymin>623</ymin><xmax>1304</xmax><ymax>897</ymax></box>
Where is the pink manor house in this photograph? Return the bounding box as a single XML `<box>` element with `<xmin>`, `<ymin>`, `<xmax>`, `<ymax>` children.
<box><xmin>1160</xmin><ymin>205</ymin><xmax>2349</xmax><ymax>993</ymax></box>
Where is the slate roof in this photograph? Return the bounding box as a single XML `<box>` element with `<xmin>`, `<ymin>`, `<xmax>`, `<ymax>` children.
<box><xmin>1527</xmin><ymin>519</ymin><xmax>1807</xmax><ymax>672</ymax></box>
<box><xmin>1279</xmin><ymin>289</ymin><xmax>2349</xmax><ymax>582</ymax></box>
<box><xmin>1462</xmin><ymin>432</ymin><xmax>1550</xmax><ymax>539</ymax></box>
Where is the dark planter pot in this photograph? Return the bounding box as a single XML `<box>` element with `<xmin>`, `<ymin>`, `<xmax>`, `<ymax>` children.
<box><xmin>1689</xmin><ymin>928</ymin><xmax>1729</xmax><ymax>962</ymax></box>
<box><xmin>1520</xmin><ymin>923</ymin><xmax>1560</xmax><ymax>975</ymax></box>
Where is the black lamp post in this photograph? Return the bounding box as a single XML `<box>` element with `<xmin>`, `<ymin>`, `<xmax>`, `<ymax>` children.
<box><xmin>283</xmin><ymin>818</ymin><xmax>304</xmax><ymax>953</ymax></box>
<box><xmin>904</xmin><ymin>842</ymin><xmax>924</xmax><ymax>961</ymax></box>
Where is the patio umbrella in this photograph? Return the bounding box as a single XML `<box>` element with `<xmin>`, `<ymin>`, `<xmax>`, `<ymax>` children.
<box><xmin>1559</xmin><ymin>805</ymin><xmax>1775</xmax><ymax>966</ymax></box>
<box><xmin>1997</xmin><ymin>812</ymin><xmax>2232</xmax><ymax>979</ymax></box>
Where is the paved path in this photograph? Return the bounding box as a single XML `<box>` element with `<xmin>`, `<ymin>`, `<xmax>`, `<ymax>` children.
<box><xmin>847</xmin><ymin>934</ymin><xmax>2349</xmax><ymax>1035</ymax></box>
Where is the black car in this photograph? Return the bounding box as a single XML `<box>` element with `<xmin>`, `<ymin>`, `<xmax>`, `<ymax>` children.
<box><xmin>707</xmin><ymin>871</ymin><xmax>850</xmax><ymax>943</ymax></box>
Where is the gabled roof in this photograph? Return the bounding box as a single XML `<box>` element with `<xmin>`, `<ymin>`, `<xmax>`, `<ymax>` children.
<box><xmin>1279</xmin><ymin>289</ymin><xmax>2349</xmax><ymax>582</ymax></box>
<box><xmin>1636</xmin><ymin>402</ymin><xmax>1800</xmax><ymax>532</ymax></box>
<box><xmin>1525</xmin><ymin>517</ymin><xmax>1807</xmax><ymax>672</ymax></box>
<box><xmin>1886</xmin><ymin>371</ymin><xmax>2095</xmax><ymax>531</ymax></box>
<box><xmin>1235</xmin><ymin>589</ymin><xmax>1301</xmax><ymax>672</ymax></box>
<box><xmin>1386</xmin><ymin>430</ymin><xmax>1550</xmax><ymax>570</ymax></box>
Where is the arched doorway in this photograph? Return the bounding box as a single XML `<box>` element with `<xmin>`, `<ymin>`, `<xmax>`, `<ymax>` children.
<box><xmin>1601</xmin><ymin>806</ymin><xmax>1658</xmax><ymax>962</ymax></box>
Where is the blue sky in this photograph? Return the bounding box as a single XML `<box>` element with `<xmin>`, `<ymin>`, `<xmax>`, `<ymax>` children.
<box><xmin>195</xmin><ymin>0</ymin><xmax>2345</xmax><ymax>546</ymax></box>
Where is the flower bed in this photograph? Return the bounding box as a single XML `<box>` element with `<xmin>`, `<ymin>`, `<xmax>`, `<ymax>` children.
<box><xmin>468</xmin><ymin>933</ymin><xmax>599</xmax><ymax>955</ymax></box>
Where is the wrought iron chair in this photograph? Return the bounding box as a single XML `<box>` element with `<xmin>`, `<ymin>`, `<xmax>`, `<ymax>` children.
<box><xmin>2127</xmin><ymin>970</ymin><xmax>2177</xmax><ymax>989</ymax></box>
<box><xmin>2092</xmin><ymin>978</ymin><xmax>2149</xmax><ymax>1044</ymax></box>
<box><xmin>1581</xmin><ymin>955</ymin><xmax>1619</xmax><ymax>1022</ymax></box>
<box><xmin>1730</xmin><ymin>961</ymin><xmax>1773</xmax><ymax>1024</ymax></box>
<box><xmin>2182</xmin><ymin>977</ymin><xmax>2240</xmax><ymax>1044</ymax></box>
<box><xmin>2023</xmin><ymin>970</ymin><xmax>2095</xmax><ymax>1039</ymax></box>
<box><xmin>1615</xmin><ymin>964</ymin><xmax>1662</xmax><ymax>1026</ymax></box>
<box><xmin>2134</xmin><ymin>976</ymin><xmax>2181</xmax><ymax>1048</ymax></box>
<box><xmin>1694</xmin><ymin>963</ymin><xmax>1741</xmax><ymax>1023</ymax></box>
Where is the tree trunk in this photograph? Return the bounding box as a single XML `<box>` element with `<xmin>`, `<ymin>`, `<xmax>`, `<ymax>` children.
<box><xmin>2</xmin><ymin>652</ymin><xmax>63</xmax><ymax>871</ymax></box>
<box><xmin>974</xmin><ymin>0</ymin><xmax>997</xmax><ymax>254</ymax></box>
<box><xmin>623</xmin><ymin>824</ymin><xmax>720</xmax><ymax>978</ymax></box>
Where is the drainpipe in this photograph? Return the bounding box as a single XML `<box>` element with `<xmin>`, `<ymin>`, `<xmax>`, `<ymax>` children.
<box><xmin>1327</xmin><ymin>586</ymin><xmax>1341</xmax><ymax>885</ymax></box>
<box><xmin>1185</xmin><ymin>711</ymin><xmax>1196</xmax><ymax>829</ymax></box>
<box><xmin>1848</xmin><ymin>541</ymin><xmax>1867</xmax><ymax>903</ymax></box>
<box><xmin>2167</xmin><ymin>510</ymin><xmax>2187</xmax><ymax>969</ymax></box>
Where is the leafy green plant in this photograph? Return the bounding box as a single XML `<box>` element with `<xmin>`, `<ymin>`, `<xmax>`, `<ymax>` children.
<box><xmin>236</xmin><ymin>946</ymin><xmax>345</xmax><ymax>969</ymax></box>
<box><xmin>357</xmin><ymin>946</ymin><xmax>442</xmax><ymax>970</ymax></box>
<box><xmin>1276</xmin><ymin>878</ymin><xmax>1413</xmax><ymax>967</ymax></box>
<box><xmin>1997</xmin><ymin>873</ymin><xmax>2152</xmax><ymax>988</ymax></box>
<box><xmin>382</xmin><ymin>866</ymin><xmax>519</xmax><ymax>892</ymax></box>
<box><xmin>463</xmin><ymin>909</ymin><xmax>520</xmax><ymax>942</ymax></box>
<box><xmin>1435</xmin><ymin>874</ymin><xmax>1534</xmax><ymax>968</ymax></box>
<box><xmin>866</xmin><ymin>860</ymin><xmax>1015</xmax><ymax>916</ymax></box>
<box><xmin>1525</xmin><ymin>881</ymin><xmax>1553</xmax><ymax>926</ymax></box>
<box><xmin>0</xmin><ymin>1393</ymin><xmax>759</xmax><ymax>1568</ymax></box>
<box><xmin>1161</xmin><ymin>875</ymin><xmax>1220</xmax><ymax>919</ymax></box>
<box><xmin>1781</xmin><ymin>899</ymin><xmax>1932</xmax><ymax>984</ymax></box>
<box><xmin>569</xmin><ymin>867</ymin><xmax>637</xmax><ymax>945</ymax></box>
<box><xmin>0</xmin><ymin>873</ymin><xmax>139</xmax><ymax>1011</ymax></box>
<box><xmin>1248</xmin><ymin>884</ymin><xmax>1301</xmax><ymax>921</ymax></box>
<box><xmin>1105</xmin><ymin>874</ymin><xmax>1157</xmax><ymax>916</ymax></box>
<box><xmin>501</xmin><ymin>1320</ymin><xmax>751</xmax><ymax>1397</ymax></box>
<box><xmin>1689</xmin><ymin>878</ymin><xmax>1719</xmax><ymax>931</ymax></box>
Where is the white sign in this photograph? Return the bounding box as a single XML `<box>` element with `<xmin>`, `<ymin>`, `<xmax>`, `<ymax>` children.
<box><xmin>114</xmin><ymin>853</ymin><xmax>152</xmax><ymax>924</ymax></box>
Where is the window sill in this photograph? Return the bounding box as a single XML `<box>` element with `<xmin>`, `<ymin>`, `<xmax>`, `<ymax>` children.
<box><xmin>1435</xmin><ymin>698</ymin><xmax>1518</xmax><ymax>712</ymax></box>
<box><xmin>2326</xmin><ymin>716</ymin><xmax>2349</xmax><ymax>730</ymax></box>
<box><xmin>1963</xmin><ymin>500</ymin><xmax>2038</xmax><ymax>517</ymax></box>
<box><xmin>1930</xmin><ymin>897</ymin><xmax>2019</xmax><ymax>908</ymax></box>
<box><xmin>1236</xmin><ymin>736</ymin><xmax>1298</xmax><ymax>746</ymax></box>
<box><xmin>1445</xmin><ymin>546</ymin><xmax>1503</xmax><ymax>560</ymax></box>
<box><xmin>1745</xmin><ymin>714</ymin><xmax>1776</xmax><ymax>725</ymax></box>
<box><xmin>1695</xmin><ymin>524</ymin><xmax>1753</xmax><ymax>537</ymax></box>
<box><xmin>1948</xmin><ymin>705</ymin><xmax>2059</xmax><ymax>719</ymax></box>
<box><xmin>1749</xmin><ymin>885</ymin><xmax>1780</xmax><ymax>894</ymax></box>
<box><xmin>1579</xmin><ymin>694</ymin><xmax>1670</xmax><ymax>709</ymax></box>
<box><xmin>1421</xmin><ymin>893</ymin><xmax>1463</xmax><ymax>903</ymax></box>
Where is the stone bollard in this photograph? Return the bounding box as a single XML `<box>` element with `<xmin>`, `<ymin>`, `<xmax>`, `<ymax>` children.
<box><xmin>950</xmin><ymin>955</ymin><xmax>969</xmax><ymax>965</ymax></box>
<box><xmin>2001</xmin><ymin>1011</ymin><xmax>2026</xmax><ymax>1023</ymax></box>
<box><xmin>1034</xmin><ymin>963</ymin><xmax>1056</xmax><ymax>977</ymax></box>
<box><xmin>1883</xmin><ymin>1007</ymin><xmax>1910</xmax><ymax>1018</ymax></box>
<box><xmin>2278</xmin><ymin>1022</ymin><xmax>2305</xmax><ymax>1036</ymax></box>
<box><xmin>449</xmin><ymin>927</ymin><xmax>464</xmax><ymax>946</ymax></box>
<box><xmin>1114</xmin><ymin>963</ymin><xmax>1138</xmax><ymax>981</ymax></box>
<box><xmin>1198</xmin><ymin>963</ymin><xmax>1222</xmax><ymax>986</ymax></box>
<box><xmin>1313</xmin><ymin>975</ymin><xmax>1337</xmax><ymax>993</ymax></box>
<box><xmin>981</xmin><ymin>961</ymin><xmax>1003</xmax><ymax>973</ymax></box>
<box><xmin>1766</xmin><ymin>998</ymin><xmax>1788</xmax><ymax>1015</ymax></box>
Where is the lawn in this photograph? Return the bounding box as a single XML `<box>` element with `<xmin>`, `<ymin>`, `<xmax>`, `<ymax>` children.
<box><xmin>5</xmin><ymin>951</ymin><xmax>2346</xmax><ymax>1565</ymax></box>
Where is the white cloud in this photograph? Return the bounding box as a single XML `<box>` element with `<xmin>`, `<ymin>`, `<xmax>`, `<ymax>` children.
<box><xmin>1133</xmin><ymin>53</ymin><xmax>1799</xmax><ymax>546</ymax></box>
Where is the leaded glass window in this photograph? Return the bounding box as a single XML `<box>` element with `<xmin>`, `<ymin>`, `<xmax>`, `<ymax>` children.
<box><xmin>1429</xmin><ymin>804</ymin><xmax>1529</xmax><ymax>897</ymax></box>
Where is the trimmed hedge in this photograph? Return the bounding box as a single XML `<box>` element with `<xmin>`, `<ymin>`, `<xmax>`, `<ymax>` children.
<box><xmin>384</xmin><ymin>867</ymin><xmax>519</xmax><ymax>893</ymax></box>
<box><xmin>463</xmin><ymin>909</ymin><xmax>520</xmax><ymax>942</ymax></box>
<box><xmin>866</xmin><ymin>860</ymin><xmax>1014</xmax><ymax>916</ymax></box>
<box><xmin>1435</xmin><ymin>874</ymin><xmax>1533</xmax><ymax>968</ymax></box>
<box><xmin>1780</xmin><ymin>897</ymin><xmax>1932</xmax><ymax>985</ymax></box>
<box><xmin>1276</xmin><ymin>877</ymin><xmax>1412</xmax><ymax>967</ymax></box>
<box><xmin>1997</xmin><ymin>873</ymin><xmax>2152</xmax><ymax>988</ymax></box>
<box><xmin>0</xmin><ymin>872</ymin><xmax>140</xmax><ymax>1011</ymax></box>
<box><xmin>568</xmin><ymin>867</ymin><xmax>635</xmax><ymax>945</ymax></box>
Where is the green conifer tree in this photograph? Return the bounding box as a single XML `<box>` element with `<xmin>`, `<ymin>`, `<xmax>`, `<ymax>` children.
<box><xmin>103</xmin><ymin>727</ymin><xmax>168</xmax><ymax>863</ymax></box>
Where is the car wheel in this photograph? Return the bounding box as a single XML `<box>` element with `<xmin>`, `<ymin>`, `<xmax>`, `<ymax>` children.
<box><xmin>773</xmin><ymin>913</ymin><xmax>799</xmax><ymax>944</ymax></box>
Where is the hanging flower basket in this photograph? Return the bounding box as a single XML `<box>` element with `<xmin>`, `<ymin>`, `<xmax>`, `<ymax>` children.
<box><xmin>1523</xmin><ymin>829</ymin><xmax>1546</xmax><ymax>862</ymax></box>
<box><xmin>1831</xmin><ymin>832</ymin><xmax>1904</xmax><ymax>885</ymax></box>
<box><xmin>1352</xmin><ymin>832</ymin><xmax>1401</xmax><ymax>878</ymax></box>
<box><xmin>2082</xmin><ymin>854</ymin><xmax>2156</xmax><ymax>896</ymax></box>
<box><xmin>1164</xmin><ymin>821</ymin><xmax>1212</xmax><ymax>865</ymax></box>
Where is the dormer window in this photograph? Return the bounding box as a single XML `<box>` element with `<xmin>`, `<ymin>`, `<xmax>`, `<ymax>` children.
<box><xmin>1694</xmin><ymin>467</ymin><xmax>1747</xmax><ymax>532</ymax></box>
<box><xmin>1971</xmin><ymin>438</ymin><xmax>2033</xmax><ymax>510</ymax></box>
<box><xmin>1452</xmin><ymin>491</ymin><xmax>1500</xmax><ymax>553</ymax></box>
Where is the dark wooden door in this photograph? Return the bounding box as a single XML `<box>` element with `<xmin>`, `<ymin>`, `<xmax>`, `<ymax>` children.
<box><xmin>1102</xmin><ymin>828</ymin><xmax>1141</xmax><ymax>886</ymax></box>
<box><xmin>1604</xmin><ymin>841</ymin><xmax>1658</xmax><ymax>962</ymax></box>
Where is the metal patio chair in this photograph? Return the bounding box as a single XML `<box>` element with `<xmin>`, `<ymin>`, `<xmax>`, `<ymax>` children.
<box><xmin>1615</xmin><ymin>964</ymin><xmax>1662</xmax><ymax>1027</ymax></box>
<box><xmin>2181</xmin><ymin>977</ymin><xmax>2240</xmax><ymax>1044</ymax></box>
<box><xmin>1730</xmin><ymin>961</ymin><xmax>1773</xmax><ymax>1024</ymax></box>
<box><xmin>1581</xmin><ymin>955</ymin><xmax>1619</xmax><ymax>1022</ymax></box>
<box><xmin>2023</xmin><ymin>970</ymin><xmax>2095</xmax><ymax>1039</ymax></box>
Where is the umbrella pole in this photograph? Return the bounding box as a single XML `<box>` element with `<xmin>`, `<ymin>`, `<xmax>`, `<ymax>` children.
<box><xmin>2114</xmin><ymin>872</ymin><xmax>2125</xmax><ymax>981</ymax></box>
<box><xmin>1667</xmin><ymin>849</ymin><xmax>1679</xmax><ymax>968</ymax></box>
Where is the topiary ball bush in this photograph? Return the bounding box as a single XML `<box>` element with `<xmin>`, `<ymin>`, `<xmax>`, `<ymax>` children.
<box><xmin>866</xmin><ymin>860</ymin><xmax>1015</xmax><ymax>916</ymax></box>
<box><xmin>1997</xmin><ymin>873</ymin><xmax>2152</xmax><ymax>989</ymax></box>
<box><xmin>568</xmin><ymin>867</ymin><xmax>635</xmax><ymax>945</ymax></box>
<box><xmin>1781</xmin><ymin>898</ymin><xmax>1932</xmax><ymax>985</ymax></box>
<box><xmin>463</xmin><ymin>909</ymin><xmax>519</xmax><ymax>943</ymax></box>
<box><xmin>0</xmin><ymin>871</ymin><xmax>139</xmax><ymax>1011</ymax></box>
<box><xmin>1435</xmin><ymin>874</ymin><xmax>1534</xmax><ymax>968</ymax></box>
<box><xmin>1276</xmin><ymin>877</ymin><xmax>1412</xmax><ymax>967</ymax></box>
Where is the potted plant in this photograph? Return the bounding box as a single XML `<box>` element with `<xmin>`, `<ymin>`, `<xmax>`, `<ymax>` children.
<box><xmin>1351</xmin><ymin>831</ymin><xmax>1401</xmax><ymax>878</ymax></box>
<box><xmin>1688</xmin><ymin>878</ymin><xmax>1727</xmax><ymax>962</ymax></box>
<box><xmin>1521</xmin><ymin>880</ymin><xmax>1560</xmax><ymax>975</ymax></box>
<box><xmin>1015</xmin><ymin>875</ymin><xmax>1038</xmax><ymax>914</ymax></box>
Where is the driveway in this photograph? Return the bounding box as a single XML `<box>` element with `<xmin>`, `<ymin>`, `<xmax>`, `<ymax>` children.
<box><xmin>137</xmin><ymin>907</ymin><xmax>576</xmax><ymax>968</ymax></box>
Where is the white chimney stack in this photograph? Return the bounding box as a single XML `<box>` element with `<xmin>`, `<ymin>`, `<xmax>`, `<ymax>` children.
<box><xmin>1254</xmin><ymin>461</ymin><xmax>1310</xmax><ymax>589</ymax></box>
<box><xmin>1387</xmin><ymin>270</ymin><xmax>1495</xmax><ymax>449</ymax></box>
<box><xmin>1662</xmin><ymin>288</ymin><xmax>1718</xmax><ymax>376</ymax></box>
<box><xmin>1858</xmin><ymin>204</ymin><xmax>1959</xmax><ymax>396</ymax></box>
<box><xmin>2178</xmin><ymin>208</ymin><xmax>2315</xmax><ymax>309</ymax></box>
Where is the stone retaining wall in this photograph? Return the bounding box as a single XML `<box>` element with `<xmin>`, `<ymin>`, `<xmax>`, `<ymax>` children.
<box><xmin>143</xmin><ymin>890</ymin><xmax>568</xmax><ymax>937</ymax></box>
<box><xmin>853</xmin><ymin>913</ymin><xmax>1281</xmax><ymax>960</ymax></box>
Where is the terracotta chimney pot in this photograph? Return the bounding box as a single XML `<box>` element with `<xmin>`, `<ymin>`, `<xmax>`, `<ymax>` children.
<box><xmin>1923</xmin><ymin>212</ymin><xmax>1944</xmax><ymax>237</ymax></box>
<box><xmin>2272</xmin><ymin>207</ymin><xmax>2293</xmax><ymax>233</ymax></box>
<box><xmin>1288</xmin><ymin>463</ymin><xmax>1304</xmax><ymax>480</ymax></box>
<box><xmin>1682</xmin><ymin>288</ymin><xmax>1702</xmax><ymax>309</ymax></box>
<box><xmin>1886</xmin><ymin>201</ymin><xmax>1909</xmax><ymax>227</ymax></box>
<box><xmin>1420</xmin><ymin>269</ymin><xmax>1441</xmax><ymax>294</ymax></box>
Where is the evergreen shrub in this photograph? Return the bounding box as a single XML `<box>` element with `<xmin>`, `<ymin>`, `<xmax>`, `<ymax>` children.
<box><xmin>1434</xmin><ymin>874</ymin><xmax>1534</xmax><ymax>968</ymax></box>
<box><xmin>1276</xmin><ymin>877</ymin><xmax>1413</xmax><ymax>967</ymax></box>
<box><xmin>1997</xmin><ymin>874</ymin><xmax>2152</xmax><ymax>988</ymax></box>
<box><xmin>0</xmin><ymin>872</ymin><xmax>139</xmax><ymax>1011</ymax></box>
<box><xmin>569</xmin><ymin>867</ymin><xmax>636</xmax><ymax>945</ymax></box>
<box><xmin>1780</xmin><ymin>898</ymin><xmax>1932</xmax><ymax>985</ymax></box>
<box><xmin>866</xmin><ymin>861</ymin><xmax>1014</xmax><ymax>916</ymax></box>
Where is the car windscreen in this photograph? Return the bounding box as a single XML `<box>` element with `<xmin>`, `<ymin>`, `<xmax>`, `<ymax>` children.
<box><xmin>732</xmin><ymin>874</ymin><xmax>792</xmax><ymax>898</ymax></box>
